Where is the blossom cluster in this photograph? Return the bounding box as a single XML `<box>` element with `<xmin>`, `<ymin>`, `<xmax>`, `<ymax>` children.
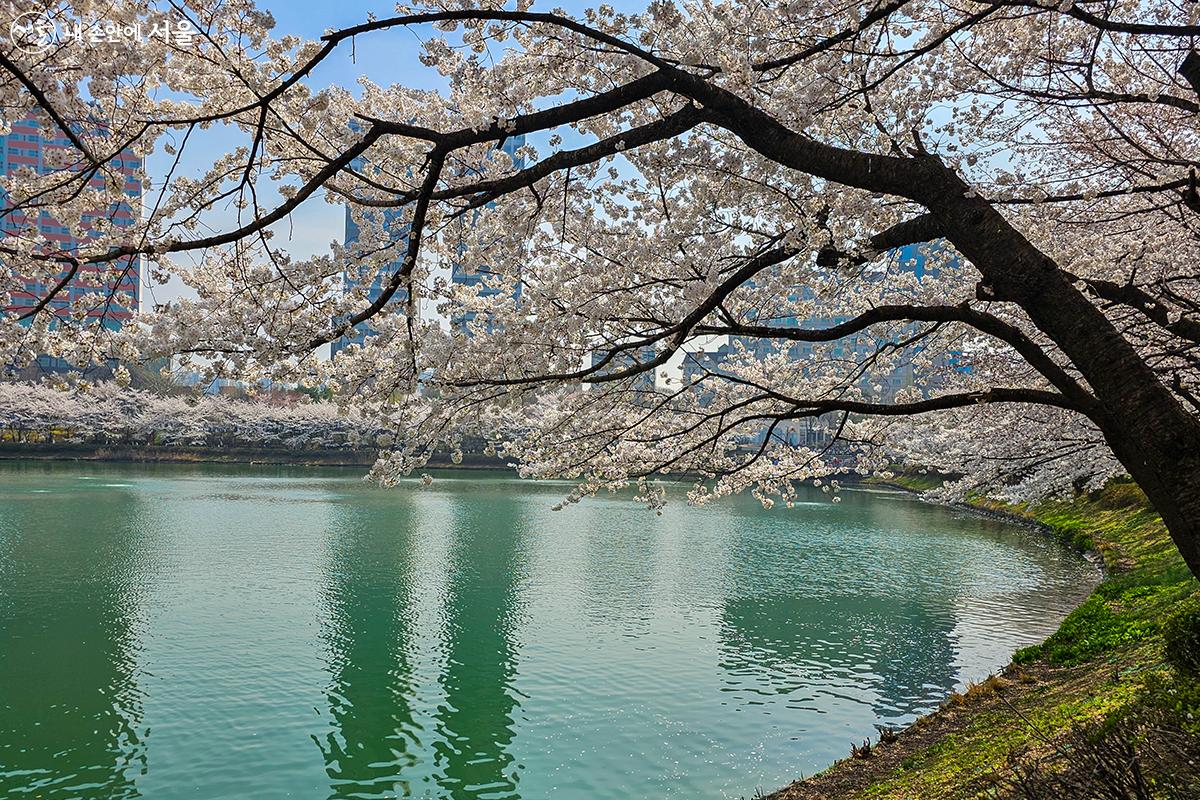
<box><xmin>0</xmin><ymin>0</ymin><xmax>1195</xmax><ymax>514</ymax></box>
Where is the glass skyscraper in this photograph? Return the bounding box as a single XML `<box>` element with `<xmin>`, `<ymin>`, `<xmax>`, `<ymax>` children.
<box><xmin>333</xmin><ymin>134</ymin><xmax>526</xmax><ymax>357</ymax></box>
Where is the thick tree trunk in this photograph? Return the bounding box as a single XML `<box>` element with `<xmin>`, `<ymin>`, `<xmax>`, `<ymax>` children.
<box><xmin>927</xmin><ymin>172</ymin><xmax>1200</xmax><ymax>579</ymax></box>
<box><xmin>686</xmin><ymin>79</ymin><xmax>1200</xmax><ymax>577</ymax></box>
<box><xmin>1025</xmin><ymin>280</ymin><xmax>1200</xmax><ymax>578</ymax></box>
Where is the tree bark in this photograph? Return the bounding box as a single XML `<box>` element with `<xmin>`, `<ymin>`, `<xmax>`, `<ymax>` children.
<box><xmin>924</xmin><ymin>169</ymin><xmax>1200</xmax><ymax>578</ymax></box>
<box><xmin>683</xmin><ymin>76</ymin><xmax>1200</xmax><ymax>577</ymax></box>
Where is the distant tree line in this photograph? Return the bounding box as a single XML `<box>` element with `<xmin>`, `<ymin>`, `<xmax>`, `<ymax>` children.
<box><xmin>0</xmin><ymin>381</ymin><xmax>384</xmax><ymax>452</ymax></box>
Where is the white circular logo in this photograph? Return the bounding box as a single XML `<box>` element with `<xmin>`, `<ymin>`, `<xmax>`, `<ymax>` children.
<box><xmin>9</xmin><ymin>11</ymin><xmax>57</xmax><ymax>55</ymax></box>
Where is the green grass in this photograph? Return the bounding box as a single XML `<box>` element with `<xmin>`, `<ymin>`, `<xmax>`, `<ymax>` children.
<box><xmin>880</xmin><ymin>473</ymin><xmax>946</xmax><ymax>493</ymax></box>
<box><xmin>837</xmin><ymin>474</ymin><xmax>1200</xmax><ymax>800</ymax></box>
<box><xmin>1013</xmin><ymin>588</ymin><xmax>1165</xmax><ymax>667</ymax></box>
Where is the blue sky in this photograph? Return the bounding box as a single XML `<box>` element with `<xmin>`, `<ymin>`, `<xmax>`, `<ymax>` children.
<box><xmin>143</xmin><ymin>0</ymin><xmax>651</xmax><ymax>313</ymax></box>
<box><xmin>245</xmin><ymin>0</ymin><xmax>649</xmax><ymax>93</ymax></box>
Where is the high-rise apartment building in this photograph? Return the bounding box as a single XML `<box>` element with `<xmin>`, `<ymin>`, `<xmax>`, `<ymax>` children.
<box><xmin>450</xmin><ymin>135</ymin><xmax>526</xmax><ymax>334</ymax></box>
<box><xmin>1</xmin><ymin>117</ymin><xmax>142</xmax><ymax>347</ymax></box>
<box><xmin>331</xmin><ymin>202</ymin><xmax>412</xmax><ymax>359</ymax></box>
<box><xmin>333</xmin><ymin>135</ymin><xmax>527</xmax><ymax>357</ymax></box>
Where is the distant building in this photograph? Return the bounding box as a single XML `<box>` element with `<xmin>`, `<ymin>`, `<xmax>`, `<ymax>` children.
<box><xmin>590</xmin><ymin>344</ymin><xmax>658</xmax><ymax>393</ymax></box>
<box><xmin>331</xmin><ymin>202</ymin><xmax>411</xmax><ymax>359</ymax></box>
<box><xmin>1</xmin><ymin>118</ymin><xmax>142</xmax><ymax>323</ymax></box>
<box><xmin>171</xmin><ymin>371</ymin><xmax>242</xmax><ymax>396</ymax></box>
<box><xmin>1</xmin><ymin>116</ymin><xmax>142</xmax><ymax>374</ymax></box>
<box><xmin>170</xmin><ymin>369</ymin><xmax>306</xmax><ymax>403</ymax></box>
<box><xmin>450</xmin><ymin>135</ymin><xmax>526</xmax><ymax>334</ymax></box>
<box><xmin>333</xmin><ymin>135</ymin><xmax>527</xmax><ymax>356</ymax></box>
<box><xmin>674</xmin><ymin>243</ymin><xmax>961</xmax><ymax>451</ymax></box>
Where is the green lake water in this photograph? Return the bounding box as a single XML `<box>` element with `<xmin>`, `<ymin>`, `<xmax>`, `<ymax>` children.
<box><xmin>0</xmin><ymin>462</ymin><xmax>1098</xmax><ymax>799</ymax></box>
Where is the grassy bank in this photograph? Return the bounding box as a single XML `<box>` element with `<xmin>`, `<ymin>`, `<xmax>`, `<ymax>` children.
<box><xmin>768</xmin><ymin>479</ymin><xmax>1200</xmax><ymax>799</ymax></box>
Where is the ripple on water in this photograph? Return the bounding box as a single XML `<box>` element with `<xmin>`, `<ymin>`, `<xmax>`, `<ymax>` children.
<box><xmin>0</xmin><ymin>464</ymin><xmax>1099</xmax><ymax>800</ymax></box>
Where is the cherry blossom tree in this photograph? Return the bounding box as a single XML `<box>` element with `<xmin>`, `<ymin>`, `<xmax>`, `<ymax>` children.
<box><xmin>2</xmin><ymin>1</ymin><xmax>1200</xmax><ymax>576</ymax></box>
<box><xmin>0</xmin><ymin>380</ymin><xmax>379</xmax><ymax>450</ymax></box>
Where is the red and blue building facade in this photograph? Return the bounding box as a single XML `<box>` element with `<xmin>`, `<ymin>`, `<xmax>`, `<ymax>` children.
<box><xmin>1</xmin><ymin>117</ymin><xmax>142</xmax><ymax>354</ymax></box>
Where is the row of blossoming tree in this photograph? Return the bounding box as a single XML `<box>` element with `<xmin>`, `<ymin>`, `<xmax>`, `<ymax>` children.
<box><xmin>0</xmin><ymin>381</ymin><xmax>382</xmax><ymax>451</ymax></box>
<box><xmin>2</xmin><ymin>0</ymin><xmax>1200</xmax><ymax>577</ymax></box>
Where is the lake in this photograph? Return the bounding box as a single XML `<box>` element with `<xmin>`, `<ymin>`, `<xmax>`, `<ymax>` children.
<box><xmin>0</xmin><ymin>462</ymin><xmax>1098</xmax><ymax>799</ymax></box>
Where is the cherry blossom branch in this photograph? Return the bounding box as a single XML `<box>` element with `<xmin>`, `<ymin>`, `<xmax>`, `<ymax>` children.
<box><xmin>991</xmin><ymin>1</ymin><xmax>1200</xmax><ymax>37</ymax></box>
<box><xmin>1074</xmin><ymin>275</ymin><xmax>1200</xmax><ymax>345</ymax></box>
<box><xmin>723</xmin><ymin>375</ymin><xmax>1081</xmax><ymax>416</ymax></box>
<box><xmin>309</xmin><ymin>147</ymin><xmax>447</xmax><ymax>351</ymax></box>
<box><xmin>0</xmin><ymin>50</ymin><xmax>96</xmax><ymax>160</ymax></box>
<box><xmin>441</xmin><ymin>105</ymin><xmax>708</xmax><ymax>212</ymax></box>
<box><xmin>329</xmin><ymin>9</ymin><xmax>672</xmax><ymax>69</ymax></box>
<box><xmin>753</xmin><ymin>0</ymin><xmax>913</xmax><ymax>72</ymax></box>
<box><xmin>695</xmin><ymin>302</ymin><xmax>1097</xmax><ymax>412</ymax></box>
<box><xmin>815</xmin><ymin>213</ymin><xmax>942</xmax><ymax>268</ymax></box>
<box><xmin>444</xmin><ymin>244</ymin><xmax>801</xmax><ymax>387</ymax></box>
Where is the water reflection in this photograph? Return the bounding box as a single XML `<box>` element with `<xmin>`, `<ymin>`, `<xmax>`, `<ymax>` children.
<box><xmin>317</xmin><ymin>497</ymin><xmax>423</xmax><ymax>798</ymax></box>
<box><xmin>581</xmin><ymin>519</ymin><xmax>658</xmax><ymax>630</ymax></box>
<box><xmin>0</xmin><ymin>465</ymin><xmax>1098</xmax><ymax>800</ymax></box>
<box><xmin>433</xmin><ymin>494</ymin><xmax>525</xmax><ymax>798</ymax></box>
<box><xmin>316</xmin><ymin>487</ymin><xmax>528</xmax><ymax>800</ymax></box>
<box><xmin>0</xmin><ymin>478</ymin><xmax>152</xmax><ymax>798</ymax></box>
<box><xmin>719</xmin><ymin>591</ymin><xmax>957</xmax><ymax>720</ymax></box>
<box><xmin>716</xmin><ymin>492</ymin><xmax>965</xmax><ymax>724</ymax></box>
